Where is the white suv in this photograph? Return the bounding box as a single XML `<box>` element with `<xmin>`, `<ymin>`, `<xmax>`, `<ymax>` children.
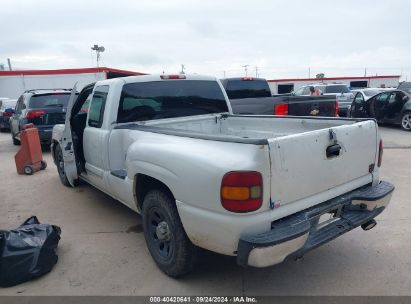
<box><xmin>294</xmin><ymin>83</ymin><xmax>353</xmax><ymax>116</ymax></box>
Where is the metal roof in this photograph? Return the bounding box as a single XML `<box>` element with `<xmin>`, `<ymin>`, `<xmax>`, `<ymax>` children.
<box><xmin>0</xmin><ymin>67</ymin><xmax>146</xmax><ymax>77</ymax></box>
<box><xmin>267</xmin><ymin>75</ymin><xmax>401</xmax><ymax>83</ymax></box>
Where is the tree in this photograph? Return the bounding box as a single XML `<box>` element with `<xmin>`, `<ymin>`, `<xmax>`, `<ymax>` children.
<box><xmin>316</xmin><ymin>73</ymin><xmax>325</xmax><ymax>79</ymax></box>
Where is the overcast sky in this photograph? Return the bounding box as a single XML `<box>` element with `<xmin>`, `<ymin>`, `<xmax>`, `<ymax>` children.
<box><xmin>1</xmin><ymin>0</ymin><xmax>410</xmax><ymax>80</ymax></box>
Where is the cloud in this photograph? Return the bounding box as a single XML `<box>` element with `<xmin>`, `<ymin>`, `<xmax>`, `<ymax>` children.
<box><xmin>0</xmin><ymin>0</ymin><xmax>409</xmax><ymax>80</ymax></box>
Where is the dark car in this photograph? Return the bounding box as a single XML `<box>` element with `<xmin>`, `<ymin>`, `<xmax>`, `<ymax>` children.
<box><xmin>0</xmin><ymin>98</ymin><xmax>17</xmax><ymax>131</ymax></box>
<box><xmin>221</xmin><ymin>77</ymin><xmax>338</xmax><ymax>117</ymax></box>
<box><xmin>220</xmin><ymin>77</ymin><xmax>272</xmax><ymax>99</ymax></box>
<box><xmin>10</xmin><ymin>89</ymin><xmax>73</xmax><ymax>146</ymax></box>
<box><xmin>349</xmin><ymin>90</ymin><xmax>411</xmax><ymax>131</ymax></box>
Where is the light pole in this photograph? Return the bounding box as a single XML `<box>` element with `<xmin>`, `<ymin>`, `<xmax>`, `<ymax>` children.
<box><xmin>91</xmin><ymin>44</ymin><xmax>105</xmax><ymax>67</ymax></box>
<box><xmin>242</xmin><ymin>65</ymin><xmax>250</xmax><ymax>77</ymax></box>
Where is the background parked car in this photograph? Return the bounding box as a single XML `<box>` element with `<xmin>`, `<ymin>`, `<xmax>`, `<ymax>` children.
<box><xmin>294</xmin><ymin>83</ymin><xmax>353</xmax><ymax>116</ymax></box>
<box><xmin>220</xmin><ymin>77</ymin><xmax>272</xmax><ymax>99</ymax></box>
<box><xmin>347</xmin><ymin>88</ymin><xmax>385</xmax><ymax>116</ymax></box>
<box><xmin>0</xmin><ymin>98</ymin><xmax>17</xmax><ymax>132</ymax></box>
<box><xmin>221</xmin><ymin>77</ymin><xmax>338</xmax><ymax>117</ymax></box>
<box><xmin>10</xmin><ymin>89</ymin><xmax>73</xmax><ymax>146</ymax></box>
<box><xmin>349</xmin><ymin>89</ymin><xmax>411</xmax><ymax>131</ymax></box>
<box><xmin>398</xmin><ymin>81</ymin><xmax>411</xmax><ymax>94</ymax></box>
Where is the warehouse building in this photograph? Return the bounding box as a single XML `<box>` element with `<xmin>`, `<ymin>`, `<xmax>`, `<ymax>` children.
<box><xmin>268</xmin><ymin>75</ymin><xmax>401</xmax><ymax>95</ymax></box>
<box><xmin>0</xmin><ymin>67</ymin><xmax>144</xmax><ymax>99</ymax></box>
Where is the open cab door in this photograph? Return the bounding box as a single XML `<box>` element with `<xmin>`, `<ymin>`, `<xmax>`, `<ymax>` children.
<box><xmin>61</xmin><ymin>84</ymin><xmax>79</xmax><ymax>187</ymax></box>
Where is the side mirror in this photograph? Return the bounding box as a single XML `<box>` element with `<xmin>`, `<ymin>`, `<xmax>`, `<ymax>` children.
<box><xmin>403</xmin><ymin>95</ymin><xmax>409</xmax><ymax>102</ymax></box>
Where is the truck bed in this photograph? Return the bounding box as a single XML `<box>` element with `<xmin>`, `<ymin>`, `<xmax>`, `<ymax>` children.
<box><xmin>116</xmin><ymin>114</ymin><xmax>367</xmax><ymax>142</ymax></box>
<box><xmin>116</xmin><ymin>114</ymin><xmax>378</xmax><ymax>209</ymax></box>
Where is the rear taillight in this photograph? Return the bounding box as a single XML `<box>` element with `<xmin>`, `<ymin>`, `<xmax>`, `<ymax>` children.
<box><xmin>160</xmin><ymin>74</ymin><xmax>186</xmax><ymax>80</ymax></box>
<box><xmin>274</xmin><ymin>104</ymin><xmax>289</xmax><ymax>116</ymax></box>
<box><xmin>335</xmin><ymin>97</ymin><xmax>339</xmax><ymax>117</ymax></box>
<box><xmin>378</xmin><ymin>139</ymin><xmax>383</xmax><ymax>167</ymax></box>
<box><xmin>221</xmin><ymin>171</ymin><xmax>263</xmax><ymax>213</ymax></box>
<box><xmin>26</xmin><ymin>110</ymin><xmax>46</xmax><ymax>119</ymax></box>
<box><xmin>2</xmin><ymin>112</ymin><xmax>12</xmax><ymax>117</ymax></box>
<box><xmin>241</xmin><ymin>77</ymin><xmax>254</xmax><ymax>81</ymax></box>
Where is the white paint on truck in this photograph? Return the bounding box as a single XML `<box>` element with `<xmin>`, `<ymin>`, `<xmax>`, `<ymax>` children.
<box><xmin>51</xmin><ymin>74</ymin><xmax>393</xmax><ymax>276</ymax></box>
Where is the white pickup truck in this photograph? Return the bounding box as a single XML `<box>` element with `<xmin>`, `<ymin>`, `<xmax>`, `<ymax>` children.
<box><xmin>51</xmin><ymin>74</ymin><xmax>394</xmax><ymax>277</ymax></box>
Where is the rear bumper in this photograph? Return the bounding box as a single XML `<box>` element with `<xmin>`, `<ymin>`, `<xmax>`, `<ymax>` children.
<box><xmin>0</xmin><ymin>117</ymin><xmax>10</xmax><ymax>129</ymax></box>
<box><xmin>37</xmin><ymin>127</ymin><xmax>53</xmax><ymax>144</ymax></box>
<box><xmin>237</xmin><ymin>181</ymin><xmax>394</xmax><ymax>268</ymax></box>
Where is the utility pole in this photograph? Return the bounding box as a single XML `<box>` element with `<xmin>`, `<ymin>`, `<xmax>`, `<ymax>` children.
<box><xmin>254</xmin><ymin>66</ymin><xmax>259</xmax><ymax>77</ymax></box>
<box><xmin>223</xmin><ymin>70</ymin><xmax>226</xmax><ymax>78</ymax></box>
<box><xmin>181</xmin><ymin>64</ymin><xmax>185</xmax><ymax>74</ymax></box>
<box><xmin>7</xmin><ymin>58</ymin><xmax>12</xmax><ymax>71</ymax></box>
<box><xmin>242</xmin><ymin>65</ymin><xmax>250</xmax><ymax>77</ymax></box>
<box><xmin>308</xmin><ymin>67</ymin><xmax>311</xmax><ymax>79</ymax></box>
<box><xmin>91</xmin><ymin>44</ymin><xmax>105</xmax><ymax>68</ymax></box>
<box><xmin>364</xmin><ymin>67</ymin><xmax>367</xmax><ymax>77</ymax></box>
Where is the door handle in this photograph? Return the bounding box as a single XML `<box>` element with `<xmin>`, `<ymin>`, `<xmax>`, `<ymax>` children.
<box><xmin>326</xmin><ymin>144</ymin><xmax>341</xmax><ymax>158</ymax></box>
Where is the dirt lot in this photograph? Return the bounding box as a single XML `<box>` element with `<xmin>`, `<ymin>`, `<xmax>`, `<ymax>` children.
<box><xmin>0</xmin><ymin>125</ymin><xmax>410</xmax><ymax>296</ymax></box>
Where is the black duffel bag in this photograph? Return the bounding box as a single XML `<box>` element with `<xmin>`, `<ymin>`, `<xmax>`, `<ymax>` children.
<box><xmin>0</xmin><ymin>216</ymin><xmax>61</xmax><ymax>287</ymax></box>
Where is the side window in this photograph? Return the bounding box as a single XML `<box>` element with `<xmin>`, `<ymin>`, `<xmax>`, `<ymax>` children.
<box><xmin>302</xmin><ymin>87</ymin><xmax>311</xmax><ymax>95</ymax></box>
<box><xmin>15</xmin><ymin>96</ymin><xmax>24</xmax><ymax>113</ymax></box>
<box><xmin>376</xmin><ymin>92</ymin><xmax>389</xmax><ymax>104</ymax></box>
<box><xmin>80</xmin><ymin>95</ymin><xmax>92</xmax><ymax>113</ymax></box>
<box><xmin>294</xmin><ymin>87</ymin><xmax>304</xmax><ymax>95</ymax></box>
<box><xmin>354</xmin><ymin>93</ymin><xmax>364</xmax><ymax>105</ymax></box>
<box><xmin>88</xmin><ymin>85</ymin><xmax>109</xmax><ymax>128</ymax></box>
<box><xmin>388</xmin><ymin>93</ymin><xmax>397</xmax><ymax>104</ymax></box>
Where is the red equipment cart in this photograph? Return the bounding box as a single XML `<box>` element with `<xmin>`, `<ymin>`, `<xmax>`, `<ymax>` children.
<box><xmin>14</xmin><ymin>123</ymin><xmax>47</xmax><ymax>175</ymax></box>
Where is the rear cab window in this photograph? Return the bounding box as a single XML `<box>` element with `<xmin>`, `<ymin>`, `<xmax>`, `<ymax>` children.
<box><xmin>117</xmin><ymin>80</ymin><xmax>228</xmax><ymax>123</ymax></box>
<box><xmin>224</xmin><ymin>79</ymin><xmax>271</xmax><ymax>99</ymax></box>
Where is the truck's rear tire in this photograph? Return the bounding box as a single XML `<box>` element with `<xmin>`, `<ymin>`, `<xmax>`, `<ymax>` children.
<box><xmin>142</xmin><ymin>189</ymin><xmax>197</xmax><ymax>277</ymax></box>
<box><xmin>55</xmin><ymin>145</ymin><xmax>78</xmax><ymax>187</ymax></box>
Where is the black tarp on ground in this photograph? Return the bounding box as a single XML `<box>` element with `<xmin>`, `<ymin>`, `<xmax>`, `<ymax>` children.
<box><xmin>0</xmin><ymin>216</ymin><xmax>61</xmax><ymax>287</ymax></box>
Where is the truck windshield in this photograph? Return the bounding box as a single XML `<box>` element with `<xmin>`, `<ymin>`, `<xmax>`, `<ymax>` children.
<box><xmin>325</xmin><ymin>85</ymin><xmax>350</xmax><ymax>94</ymax></box>
<box><xmin>29</xmin><ymin>93</ymin><xmax>71</xmax><ymax>108</ymax></box>
<box><xmin>117</xmin><ymin>80</ymin><xmax>229</xmax><ymax>123</ymax></box>
<box><xmin>225</xmin><ymin>79</ymin><xmax>271</xmax><ymax>99</ymax></box>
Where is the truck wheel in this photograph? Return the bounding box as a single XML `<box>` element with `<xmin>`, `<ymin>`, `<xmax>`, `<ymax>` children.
<box><xmin>55</xmin><ymin>145</ymin><xmax>78</xmax><ymax>187</ymax></box>
<box><xmin>401</xmin><ymin>112</ymin><xmax>411</xmax><ymax>131</ymax></box>
<box><xmin>142</xmin><ymin>189</ymin><xmax>197</xmax><ymax>277</ymax></box>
